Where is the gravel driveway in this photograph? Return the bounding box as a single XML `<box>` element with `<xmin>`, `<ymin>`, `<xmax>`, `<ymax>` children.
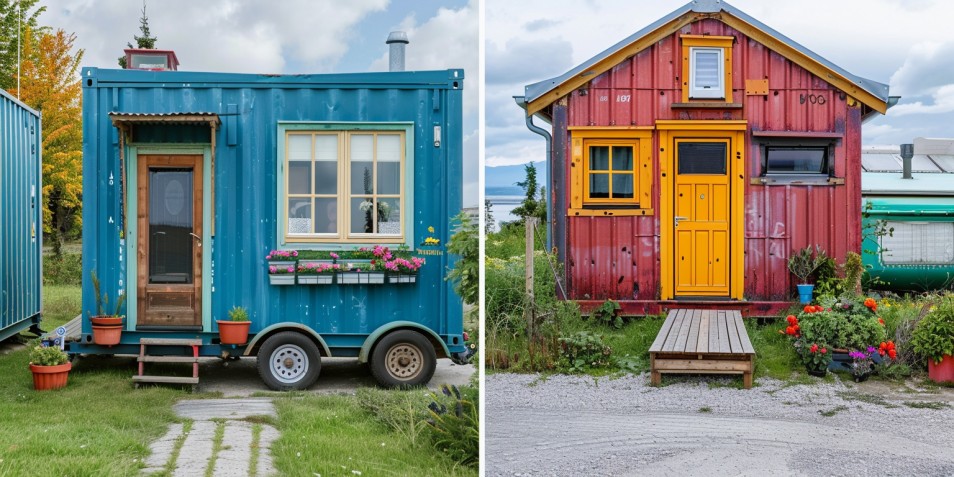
<box><xmin>486</xmin><ymin>373</ymin><xmax>954</xmax><ymax>476</ymax></box>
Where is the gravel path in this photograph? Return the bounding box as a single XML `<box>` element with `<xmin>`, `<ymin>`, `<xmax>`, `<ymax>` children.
<box><xmin>486</xmin><ymin>373</ymin><xmax>954</xmax><ymax>476</ymax></box>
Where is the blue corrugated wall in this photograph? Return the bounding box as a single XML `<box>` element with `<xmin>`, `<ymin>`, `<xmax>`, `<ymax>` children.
<box><xmin>81</xmin><ymin>68</ymin><xmax>465</xmax><ymax>354</ymax></box>
<box><xmin>0</xmin><ymin>89</ymin><xmax>42</xmax><ymax>341</ymax></box>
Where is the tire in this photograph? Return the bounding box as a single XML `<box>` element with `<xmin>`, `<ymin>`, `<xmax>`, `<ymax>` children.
<box><xmin>256</xmin><ymin>332</ymin><xmax>322</xmax><ymax>391</ymax></box>
<box><xmin>370</xmin><ymin>330</ymin><xmax>437</xmax><ymax>388</ymax></box>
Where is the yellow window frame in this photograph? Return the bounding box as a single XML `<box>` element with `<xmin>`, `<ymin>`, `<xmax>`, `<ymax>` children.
<box><xmin>680</xmin><ymin>35</ymin><xmax>735</xmax><ymax>103</ymax></box>
<box><xmin>568</xmin><ymin>127</ymin><xmax>653</xmax><ymax>216</ymax></box>
<box><xmin>283</xmin><ymin>130</ymin><xmax>406</xmax><ymax>243</ymax></box>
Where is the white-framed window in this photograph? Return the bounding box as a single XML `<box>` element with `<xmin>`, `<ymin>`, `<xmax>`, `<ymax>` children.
<box><xmin>881</xmin><ymin>221</ymin><xmax>954</xmax><ymax>265</ymax></box>
<box><xmin>689</xmin><ymin>47</ymin><xmax>724</xmax><ymax>99</ymax></box>
<box><xmin>283</xmin><ymin>129</ymin><xmax>407</xmax><ymax>243</ymax></box>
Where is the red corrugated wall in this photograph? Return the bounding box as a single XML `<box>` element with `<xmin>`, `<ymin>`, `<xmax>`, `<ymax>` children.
<box><xmin>562</xmin><ymin>19</ymin><xmax>862</xmax><ymax>302</ymax></box>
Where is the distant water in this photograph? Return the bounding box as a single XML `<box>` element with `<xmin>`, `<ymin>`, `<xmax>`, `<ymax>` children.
<box><xmin>486</xmin><ymin>195</ymin><xmax>524</xmax><ymax>232</ymax></box>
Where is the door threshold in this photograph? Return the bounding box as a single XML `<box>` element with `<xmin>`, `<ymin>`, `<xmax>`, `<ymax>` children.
<box><xmin>136</xmin><ymin>325</ymin><xmax>204</xmax><ymax>332</ymax></box>
<box><xmin>672</xmin><ymin>296</ymin><xmax>734</xmax><ymax>302</ymax></box>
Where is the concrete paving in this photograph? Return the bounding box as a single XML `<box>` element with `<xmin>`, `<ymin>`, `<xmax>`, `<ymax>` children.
<box><xmin>172</xmin><ymin>398</ymin><xmax>277</xmax><ymax>420</ymax></box>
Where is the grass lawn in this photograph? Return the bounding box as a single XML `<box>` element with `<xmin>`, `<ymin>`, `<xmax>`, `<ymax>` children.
<box><xmin>271</xmin><ymin>393</ymin><xmax>478</xmax><ymax>477</ymax></box>
<box><xmin>40</xmin><ymin>284</ymin><xmax>82</xmax><ymax>332</ymax></box>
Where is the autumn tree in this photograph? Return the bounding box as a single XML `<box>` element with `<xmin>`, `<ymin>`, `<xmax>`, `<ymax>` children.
<box><xmin>11</xmin><ymin>27</ymin><xmax>84</xmax><ymax>256</ymax></box>
<box><xmin>0</xmin><ymin>0</ymin><xmax>44</xmax><ymax>91</ymax></box>
<box><xmin>118</xmin><ymin>1</ymin><xmax>157</xmax><ymax>68</ymax></box>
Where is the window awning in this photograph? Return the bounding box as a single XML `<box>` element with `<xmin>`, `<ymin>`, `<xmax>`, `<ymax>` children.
<box><xmin>108</xmin><ymin>112</ymin><xmax>221</xmax><ymax>129</ymax></box>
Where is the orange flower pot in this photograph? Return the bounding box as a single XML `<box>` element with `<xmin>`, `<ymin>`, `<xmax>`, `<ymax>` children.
<box><xmin>30</xmin><ymin>362</ymin><xmax>71</xmax><ymax>391</ymax></box>
<box><xmin>90</xmin><ymin>316</ymin><xmax>123</xmax><ymax>327</ymax></box>
<box><xmin>92</xmin><ymin>325</ymin><xmax>122</xmax><ymax>346</ymax></box>
<box><xmin>928</xmin><ymin>354</ymin><xmax>954</xmax><ymax>383</ymax></box>
<box><xmin>217</xmin><ymin>321</ymin><xmax>251</xmax><ymax>345</ymax></box>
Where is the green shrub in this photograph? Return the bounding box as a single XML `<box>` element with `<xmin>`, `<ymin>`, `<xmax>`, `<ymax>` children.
<box><xmin>29</xmin><ymin>345</ymin><xmax>68</xmax><ymax>367</ymax></box>
<box><xmin>798</xmin><ymin>295</ymin><xmax>885</xmax><ymax>350</ymax></box>
<box><xmin>426</xmin><ymin>384</ymin><xmax>478</xmax><ymax>468</ymax></box>
<box><xmin>592</xmin><ymin>299</ymin><xmax>622</xmax><ymax>329</ymax></box>
<box><xmin>558</xmin><ymin>331</ymin><xmax>612</xmax><ymax>373</ymax></box>
<box><xmin>912</xmin><ymin>297</ymin><xmax>954</xmax><ymax>364</ymax></box>
<box><xmin>227</xmin><ymin>306</ymin><xmax>249</xmax><ymax>322</ymax></box>
<box><xmin>43</xmin><ymin>252</ymin><xmax>82</xmax><ymax>285</ymax></box>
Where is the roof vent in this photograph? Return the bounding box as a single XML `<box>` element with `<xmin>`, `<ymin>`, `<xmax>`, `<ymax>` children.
<box><xmin>386</xmin><ymin>31</ymin><xmax>409</xmax><ymax>72</ymax></box>
<box><xmin>900</xmin><ymin>143</ymin><xmax>914</xmax><ymax>179</ymax></box>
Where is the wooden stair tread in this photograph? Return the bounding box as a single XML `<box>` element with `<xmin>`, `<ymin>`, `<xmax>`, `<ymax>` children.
<box><xmin>132</xmin><ymin>375</ymin><xmax>200</xmax><ymax>384</ymax></box>
<box><xmin>137</xmin><ymin>356</ymin><xmax>200</xmax><ymax>363</ymax></box>
<box><xmin>140</xmin><ymin>338</ymin><xmax>203</xmax><ymax>346</ymax></box>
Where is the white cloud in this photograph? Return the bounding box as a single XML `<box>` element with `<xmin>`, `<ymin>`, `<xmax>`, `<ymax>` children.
<box><xmin>889</xmin><ymin>41</ymin><xmax>954</xmax><ymax>97</ymax></box>
<box><xmin>889</xmin><ymin>85</ymin><xmax>954</xmax><ymax>116</ymax></box>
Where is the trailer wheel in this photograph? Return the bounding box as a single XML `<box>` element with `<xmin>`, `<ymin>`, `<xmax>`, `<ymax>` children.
<box><xmin>370</xmin><ymin>330</ymin><xmax>436</xmax><ymax>388</ymax></box>
<box><xmin>256</xmin><ymin>332</ymin><xmax>321</xmax><ymax>391</ymax></box>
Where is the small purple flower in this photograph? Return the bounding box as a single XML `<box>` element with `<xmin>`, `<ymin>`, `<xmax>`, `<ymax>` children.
<box><xmin>867</xmin><ymin>346</ymin><xmax>877</xmax><ymax>354</ymax></box>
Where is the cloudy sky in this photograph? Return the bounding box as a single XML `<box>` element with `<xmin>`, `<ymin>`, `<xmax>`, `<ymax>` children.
<box><xmin>486</xmin><ymin>0</ymin><xmax>954</xmax><ymax>168</ymax></box>
<box><xmin>37</xmin><ymin>0</ymin><xmax>478</xmax><ymax>206</ymax></box>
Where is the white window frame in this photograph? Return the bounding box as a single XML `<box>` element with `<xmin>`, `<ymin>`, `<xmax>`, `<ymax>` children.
<box><xmin>689</xmin><ymin>47</ymin><xmax>725</xmax><ymax>99</ymax></box>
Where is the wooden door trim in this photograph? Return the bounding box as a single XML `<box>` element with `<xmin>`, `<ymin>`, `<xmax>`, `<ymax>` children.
<box><xmin>137</xmin><ymin>154</ymin><xmax>203</xmax><ymax>326</ymax></box>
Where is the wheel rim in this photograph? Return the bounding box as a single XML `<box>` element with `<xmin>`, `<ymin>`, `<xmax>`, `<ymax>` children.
<box><xmin>269</xmin><ymin>344</ymin><xmax>309</xmax><ymax>384</ymax></box>
<box><xmin>386</xmin><ymin>343</ymin><xmax>423</xmax><ymax>381</ymax></box>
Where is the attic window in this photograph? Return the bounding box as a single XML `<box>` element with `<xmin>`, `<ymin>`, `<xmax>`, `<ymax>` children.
<box><xmin>689</xmin><ymin>47</ymin><xmax>724</xmax><ymax>99</ymax></box>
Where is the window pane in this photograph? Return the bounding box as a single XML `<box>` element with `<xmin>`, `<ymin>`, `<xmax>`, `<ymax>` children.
<box><xmin>612</xmin><ymin>146</ymin><xmax>633</xmax><ymax>171</ymax></box>
<box><xmin>351</xmin><ymin>135</ymin><xmax>374</xmax><ymax>195</ymax></box>
<box><xmin>589</xmin><ymin>173</ymin><xmax>609</xmax><ymax>198</ymax></box>
<box><xmin>314</xmin><ymin>135</ymin><xmax>338</xmax><ymax>194</ymax></box>
<box><xmin>288</xmin><ymin>160</ymin><xmax>311</xmax><ymax>194</ymax></box>
<box><xmin>376</xmin><ymin>198</ymin><xmax>401</xmax><ymax>235</ymax></box>
<box><xmin>378</xmin><ymin>135</ymin><xmax>401</xmax><ymax>162</ymax></box>
<box><xmin>882</xmin><ymin>221</ymin><xmax>954</xmax><ymax>264</ymax></box>
<box><xmin>351</xmin><ymin>198</ymin><xmax>376</xmax><ymax>234</ymax></box>
<box><xmin>288</xmin><ymin>135</ymin><xmax>311</xmax><ymax>161</ymax></box>
<box><xmin>678</xmin><ymin>142</ymin><xmax>726</xmax><ymax>175</ymax></box>
<box><xmin>612</xmin><ymin>174</ymin><xmax>633</xmax><ymax>198</ymax></box>
<box><xmin>378</xmin><ymin>161</ymin><xmax>401</xmax><ymax>195</ymax></box>
<box><xmin>589</xmin><ymin>146</ymin><xmax>609</xmax><ymax>171</ymax></box>
<box><xmin>287</xmin><ymin>197</ymin><xmax>312</xmax><ymax>234</ymax></box>
<box><xmin>694</xmin><ymin>50</ymin><xmax>720</xmax><ymax>88</ymax></box>
<box><xmin>766</xmin><ymin>147</ymin><xmax>826</xmax><ymax>173</ymax></box>
<box><xmin>313</xmin><ymin>198</ymin><xmax>337</xmax><ymax>234</ymax></box>
<box><xmin>149</xmin><ymin>169</ymin><xmax>193</xmax><ymax>284</ymax></box>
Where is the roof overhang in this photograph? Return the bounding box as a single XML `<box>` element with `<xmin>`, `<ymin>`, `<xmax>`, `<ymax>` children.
<box><xmin>108</xmin><ymin>112</ymin><xmax>221</xmax><ymax>130</ymax></box>
<box><xmin>523</xmin><ymin>0</ymin><xmax>889</xmax><ymax>117</ymax></box>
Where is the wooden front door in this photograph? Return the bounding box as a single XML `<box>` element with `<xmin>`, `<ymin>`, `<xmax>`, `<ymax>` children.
<box><xmin>137</xmin><ymin>155</ymin><xmax>203</xmax><ymax>328</ymax></box>
<box><xmin>673</xmin><ymin>139</ymin><xmax>730</xmax><ymax>296</ymax></box>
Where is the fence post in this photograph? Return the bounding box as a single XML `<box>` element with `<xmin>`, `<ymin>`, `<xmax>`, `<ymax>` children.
<box><xmin>525</xmin><ymin>217</ymin><xmax>537</xmax><ymax>368</ymax></box>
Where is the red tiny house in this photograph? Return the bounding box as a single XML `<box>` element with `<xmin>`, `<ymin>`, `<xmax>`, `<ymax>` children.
<box><xmin>519</xmin><ymin>2</ymin><xmax>889</xmax><ymax>316</ymax></box>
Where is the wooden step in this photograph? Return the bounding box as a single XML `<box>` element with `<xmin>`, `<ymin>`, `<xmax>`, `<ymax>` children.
<box><xmin>137</xmin><ymin>356</ymin><xmax>200</xmax><ymax>363</ymax></box>
<box><xmin>132</xmin><ymin>375</ymin><xmax>200</xmax><ymax>384</ymax></box>
<box><xmin>140</xmin><ymin>338</ymin><xmax>203</xmax><ymax>346</ymax></box>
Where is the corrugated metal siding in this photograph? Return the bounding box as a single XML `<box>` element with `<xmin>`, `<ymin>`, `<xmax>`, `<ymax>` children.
<box><xmin>0</xmin><ymin>90</ymin><xmax>42</xmax><ymax>338</ymax></box>
<box><xmin>82</xmin><ymin>68</ymin><xmax>464</xmax><ymax>350</ymax></box>
<box><xmin>562</xmin><ymin>19</ymin><xmax>863</xmax><ymax>301</ymax></box>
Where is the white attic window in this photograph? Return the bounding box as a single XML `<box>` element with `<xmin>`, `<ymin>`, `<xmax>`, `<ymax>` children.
<box><xmin>689</xmin><ymin>47</ymin><xmax>724</xmax><ymax>99</ymax></box>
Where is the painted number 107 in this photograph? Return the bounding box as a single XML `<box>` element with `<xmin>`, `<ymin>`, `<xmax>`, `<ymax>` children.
<box><xmin>598</xmin><ymin>95</ymin><xmax>631</xmax><ymax>102</ymax></box>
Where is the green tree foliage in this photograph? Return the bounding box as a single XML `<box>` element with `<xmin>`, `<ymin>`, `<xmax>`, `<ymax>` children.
<box><xmin>510</xmin><ymin>163</ymin><xmax>546</xmax><ymax>222</ymax></box>
<box><xmin>484</xmin><ymin>199</ymin><xmax>495</xmax><ymax>235</ymax></box>
<box><xmin>118</xmin><ymin>1</ymin><xmax>158</xmax><ymax>68</ymax></box>
<box><xmin>0</xmin><ymin>0</ymin><xmax>44</xmax><ymax>91</ymax></box>
<box><xmin>445</xmin><ymin>211</ymin><xmax>478</xmax><ymax>307</ymax></box>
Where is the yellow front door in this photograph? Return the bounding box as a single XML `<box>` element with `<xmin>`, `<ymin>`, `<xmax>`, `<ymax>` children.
<box><xmin>673</xmin><ymin>139</ymin><xmax>730</xmax><ymax>296</ymax></box>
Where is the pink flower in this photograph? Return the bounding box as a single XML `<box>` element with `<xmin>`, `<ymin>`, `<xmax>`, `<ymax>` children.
<box><xmin>292</xmin><ymin>251</ymin><xmax>298</xmax><ymax>257</ymax></box>
<box><xmin>269</xmin><ymin>266</ymin><xmax>277</xmax><ymax>273</ymax></box>
<box><xmin>330</xmin><ymin>252</ymin><xmax>339</xmax><ymax>259</ymax></box>
<box><xmin>266</xmin><ymin>255</ymin><xmax>272</xmax><ymax>260</ymax></box>
<box><xmin>384</xmin><ymin>252</ymin><xmax>392</xmax><ymax>260</ymax></box>
<box><xmin>287</xmin><ymin>266</ymin><xmax>294</xmax><ymax>273</ymax></box>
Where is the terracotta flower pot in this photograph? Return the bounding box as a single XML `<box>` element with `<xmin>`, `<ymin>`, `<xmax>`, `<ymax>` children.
<box><xmin>928</xmin><ymin>354</ymin><xmax>954</xmax><ymax>383</ymax></box>
<box><xmin>92</xmin><ymin>325</ymin><xmax>122</xmax><ymax>346</ymax></box>
<box><xmin>90</xmin><ymin>316</ymin><xmax>123</xmax><ymax>327</ymax></box>
<box><xmin>30</xmin><ymin>362</ymin><xmax>71</xmax><ymax>391</ymax></box>
<box><xmin>217</xmin><ymin>321</ymin><xmax>251</xmax><ymax>345</ymax></box>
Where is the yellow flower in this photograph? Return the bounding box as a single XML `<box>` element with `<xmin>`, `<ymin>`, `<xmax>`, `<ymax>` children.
<box><xmin>428</xmin><ymin>226</ymin><xmax>435</xmax><ymax>233</ymax></box>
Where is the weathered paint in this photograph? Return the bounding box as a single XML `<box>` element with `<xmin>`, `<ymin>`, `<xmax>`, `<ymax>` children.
<box><xmin>551</xmin><ymin>18</ymin><xmax>867</xmax><ymax>314</ymax></box>
<box><xmin>76</xmin><ymin>68</ymin><xmax>465</xmax><ymax>356</ymax></box>
<box><xmin>0</xmin><ymin>90</ymin><xmax>42</xmax><ymax>341</ymax></box>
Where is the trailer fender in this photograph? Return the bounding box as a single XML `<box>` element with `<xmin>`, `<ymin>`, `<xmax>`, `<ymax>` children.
<box><xmin>358</xmin><ymin>321</ymin><xmax>450</xmax><ymax>363</ymax></box>
<box><xmin>243</xmin><ymin>323</ymin><xmax>332</xmax><ymax>357</ymax></box>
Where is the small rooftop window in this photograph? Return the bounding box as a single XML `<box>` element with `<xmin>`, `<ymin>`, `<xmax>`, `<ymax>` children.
<box><xmin>689</xmin><ymin>47</ymin><xmax>724</xmax><ymax>99</ymax></box>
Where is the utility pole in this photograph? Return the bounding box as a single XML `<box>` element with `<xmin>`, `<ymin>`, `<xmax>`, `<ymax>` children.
<box><xmin>17</xmin><ymin>0</ymin><xmax>21</xmax><ymax>99</ymax></box>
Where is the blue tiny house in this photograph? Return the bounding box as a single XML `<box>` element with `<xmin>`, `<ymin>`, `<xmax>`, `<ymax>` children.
<box><xmin>72</xmin><ymin>66</ymin><xmax>467</xmax><ymax>389</ymax></box>
<box><xmin>0</xmin><ymin>90</ymin><xmax>43</xmax><ymax>343</ymax></box>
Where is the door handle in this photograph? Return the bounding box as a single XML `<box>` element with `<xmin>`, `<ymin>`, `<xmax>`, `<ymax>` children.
<box><xmin>674</xmin><ymin>216</ymin><xmax>689</xmax><ymax>227</ymax></box>
<box><xmin>189</xmin><ymin>233</ymin><xmax>202</xmax><ymax>247</ymax></box>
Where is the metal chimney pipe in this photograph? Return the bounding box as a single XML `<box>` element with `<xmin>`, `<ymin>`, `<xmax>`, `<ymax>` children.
<box><xmin>386</xmin><ymin>31</ymin><xmax>409</xmax><ymax>72</ymax></box>
<box><xmin>900</xmin><ymin>143</ymin><xmax>914</xmax><ymax>179</ymax></box>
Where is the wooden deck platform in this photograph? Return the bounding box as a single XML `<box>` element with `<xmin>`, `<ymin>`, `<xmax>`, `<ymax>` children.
<box><xmin>648</xmin><ymin>309</ymin><xmax>755</xmax><ymax>389</ymax></box>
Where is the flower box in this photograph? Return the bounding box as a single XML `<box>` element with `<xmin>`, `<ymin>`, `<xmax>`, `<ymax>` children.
<box><xmin>299</xmin><ymin>259</ymin><xmax>335</xmax><ymax>267</ymax></box>
<box><xmin>268</xmin><ymin>274</ymin><xmax>296</xmax><ymax>285</ymax></box>
<box><xmin>298</xmin><ymin>274</ymin><xmax>334</xmax><ymax>285</ymax></box>
<box><xmin>388</xmin><ymin>273</ymin><xmax>418</xmax><ymax>284</ymax></box>
<box><xmin>268</xmin><ymin>260</ymin><xmax>297</xmax><ymax>269</ymax></box>
<box><xmin>337</xmin><ymin>271</ymin><xmax>385</xmax><ymax>285</ymax></box>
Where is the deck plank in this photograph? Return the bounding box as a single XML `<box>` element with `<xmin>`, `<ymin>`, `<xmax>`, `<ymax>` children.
<box><xmin>733</xmin><ymin>311</ymin><xmax>756</xmax><ymax>354</ymax></box>
<box><xmin>717</xmin><ymin>311</ymin><xmax>731</xmax><ymax>353</ymax></box>
<box><xmin>649</xmin><ymin>309</ymin><xmax>679</xmax><ymax>353</ymax></box>
<box><xmin>661</xmin><ymin>310</ymin><xmax>686</xmax><ymax>352</ymax></box>
<box><xmin>673</xmin><ymin>310</ymin><xmax>694</xmax><ymax>352</ymax></box>
<box><xmin>686</xmin><ymin>310</ymin><xmax>701</xmax><ymax>354</ymax></box>
<box><xmin>726</xmin><ymin>310</ymin><xmax>743</xmax><ymax>353</ymax></box>
<box><xmin>708</xmin><ymin>311</ymin><xmax>719</xmax><ymax>354</ymax></box>
<box><xmin>697</xmin><ymin>310</ymin><xmax>710</xmax><ymax>353</ymax></box>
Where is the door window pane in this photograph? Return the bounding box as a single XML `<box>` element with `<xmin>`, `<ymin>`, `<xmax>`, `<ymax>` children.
<box><xmin>287</xmin><ymin>197</ymin><xmax>312</xmax><ymax>234</ymax></box>
<box><xmin>590</xmin><ymin>146</ymin><xmax>609</xmax><ymax>171</ymax></box>
<box><xmin>612</xmin><ymin>174</ymin><xmax>634</xmax><ymax>198</ymax></box>
<box><xmin>678</xmin><ymin>142</ymin><xmax>727</xmax><ymax>175</ymax></box>
<box><xmin>314</xmin><ymin>135</ymin><xmax>338</xmax><ymax>194</ymax></box>
<box><xmin>612</xmin><ymin>146</ymin><xmax>633</xmax><ymax>171</ymax></box>
<box><xmin>149</xmin><ymin>169</ymin><xmax>193</xmax><ymax>284</ymax></box>
<box><xmin>589</xmin><ymin>174</ymin><xmax>609</xmax><ymax>198</ymax></box>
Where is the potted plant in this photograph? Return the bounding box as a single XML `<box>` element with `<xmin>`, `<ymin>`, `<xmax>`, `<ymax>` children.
<box><xmin>848</xmin><ymin>348</ymin><xmax>876</xmax><ymax>382</ymax></box>
<box><xmin>386</xmin><ymin>256</ymin><xmax>425</xmax><ymax>283</ymax></box>
<box><xmin>89</xmin><ymin>270</ymin><xmax>126</xmax><ymax>346</ymax></box>
<box><xmin>297</xmin><ymin>262</ymin><xmax>338</xmax><ymax>285</ymax></box>
<box><xmin>297</xmin><ymin>251</ymin><xmax>338</xmax><ymax>268</ymax></box>
<box><xmin>911</xmin><ymin>297</ymin><xmax>954</xmax><ymax>383</ymax></box>
<box><xmin>266</xmin><ymin>250</ymin><xmax>298</xmax><ymax>269</ymax></box>
<box><xmin>217</xmin><ymin>306</ymin><xmax>251</xmax><ymax>345</ymax></box>
<box><xmin>337</xmin><ymin>260</ymin><xmax>385</xmax><ymax>285</ymax></box>
<box><xmin>268</xmin><ymin>264</ymin><xmax>296</xmax><ymax>285</ymax></box>
<box><xmin>788</xmin><ymin>246</ymin><xmax>819</xmax><ymax>304</ymax></box>
<box><xmin>29</xmin><ymin>345</ymin><xmax>71</xmax><ymax>391</ymax></box>
<box><xmin>801</xmin><ymin>342</ymin><xmax>832</xmax><ymax>377</ymax></box>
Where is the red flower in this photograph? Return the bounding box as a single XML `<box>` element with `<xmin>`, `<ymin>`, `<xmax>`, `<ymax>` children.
<box><xmin>815</xmin><ymin>305</ymin><xmax>824</xmax><ymax>312</ymax></box>
<box><xmin>879</xmin><ymin>349</ymin><xmax>886</xmax><ymax>356</ymax></box>
<box><xmin>879</xmin><ymin>318</ymin><xmax>884</xmax><ymax>325</ymax></box>
<box><xmin>887</xmin><ymin>341</ymin><xmax>896</xmax><ymax>350</ymax></box>
<box><xmin>888</xmin><ymin>349</ymin><xmax>897</xmax><ymax>359</ymax></box>
<box><xmin>371</xmin><ymin>260</ymin><xmax>376</xmax><ymax>265</ymax></box>
<box><xmin>826</xmin><ymin>308</ymin><xmax>832</xmax><ymax>312</ymax></box>
<box><xmin>787</xmin><ymin>315</ymin><xmax>798</xmax><ymax>325</ymax></box>
<box><xmin>785</xmin><ymin>326</ymin><xmax>795</xmax><ymax>335</ymax></box>
<box><xmin>820</xmin><ymin>348</ymin><xmax>827</xmax><ymax>354</ymax></box>
<box><xmin>880</xmin><ymin>342</ymin><xmax>887</xmax><ymax>350</ymax></box>
<box><xmin>810</xmin><ymin>344</ymin><xmax>819</xmax><ymax>353</ymax></box>
<box><xmin>804</xmin><ymin>305</ymin><xmax>813</xmax><ymax>313</ymax></box>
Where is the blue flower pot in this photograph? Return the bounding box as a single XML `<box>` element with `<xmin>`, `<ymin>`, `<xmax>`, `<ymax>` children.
<box><xmin>797</xmin><ymin>284</ymin><xmax>814</xmax><ymax>304</ymax></box>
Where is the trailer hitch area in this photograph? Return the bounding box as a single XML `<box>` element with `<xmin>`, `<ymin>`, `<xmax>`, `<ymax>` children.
<box><xmin>451</xmin><ymin>345</ymin><xmax>477</xmax><ymax>365</ymax></box>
